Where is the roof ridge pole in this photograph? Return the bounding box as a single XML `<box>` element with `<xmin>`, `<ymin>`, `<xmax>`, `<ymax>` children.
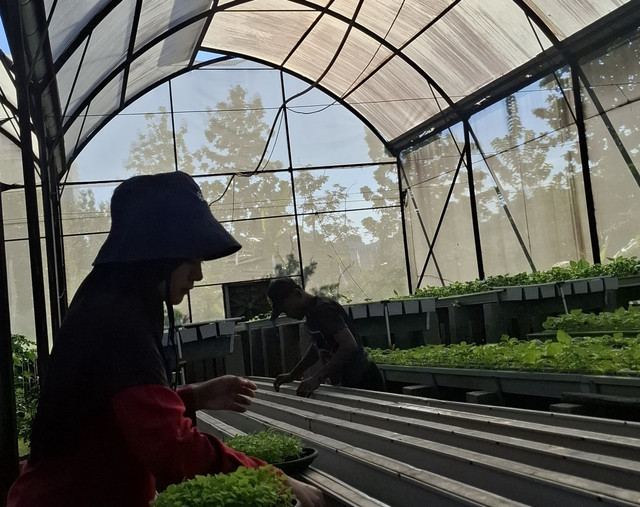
<box><xmin>570</xmin><ymin>65</ymin><xmax>600</xmax><ymax>265</ymax></box>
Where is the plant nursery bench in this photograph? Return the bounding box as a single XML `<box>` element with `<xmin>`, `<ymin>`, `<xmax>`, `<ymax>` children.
<box><xmin>196</xmin><ymin>378</ymin><xmax>640</xmax><ymax>507</ymax></box>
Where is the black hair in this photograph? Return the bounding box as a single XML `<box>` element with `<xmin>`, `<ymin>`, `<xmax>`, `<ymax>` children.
<box><xmin>67</xmin><ymin>259</ymin><xmax>187</xmax><ymax>389</ymax></box>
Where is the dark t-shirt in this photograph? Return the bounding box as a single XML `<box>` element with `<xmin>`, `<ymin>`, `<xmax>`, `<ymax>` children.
<box><xmin>304</xmin><ymin>296</ymin><xmax>372</xmax><ymax>386</ymax></box>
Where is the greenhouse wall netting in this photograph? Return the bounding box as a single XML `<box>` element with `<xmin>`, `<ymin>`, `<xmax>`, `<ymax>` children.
<box><xmin>4</xmin><ymin>27</ymin><xmax>640</xmax><ymax>338</ymax></box>
<box><xmin>54</xmin><ymin>60</ymin><xmax>404</xmax><ymax>332</ymax></box>
<box><xmin>402</xmin><ymin>27</ymin><xmax>640</xmax><ymax>291</ymax></box>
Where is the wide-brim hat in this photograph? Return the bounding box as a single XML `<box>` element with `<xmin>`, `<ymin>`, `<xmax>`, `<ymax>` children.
<box><xmin>267</xmin><ymin>277</ymin><xmax>301</xmax><ymax>321</ymax></box>
<box><xmin>93</xmin><ymin>171</ymin><xmax>241</xmax><ymax>265</ymax></box>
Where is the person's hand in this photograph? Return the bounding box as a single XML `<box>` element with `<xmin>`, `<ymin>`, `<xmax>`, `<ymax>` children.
<box><xmin>191</xmin><ymin>375</ymin><xmax>257</xmax><ymax>412</ymax></box>
<box><xmin>296</xmin><ymin>376</ymin><xmax>321</xmax><ymax>398</ymax></box>
<box><xmin>286</xmin><ymin>476</ymin><xmax>324</xmax><ymax>507</ymax></box>
<box><xmin>273</xmin><ymin>372</ymin><xmax>295</xmax><ymax>392</ymax></box>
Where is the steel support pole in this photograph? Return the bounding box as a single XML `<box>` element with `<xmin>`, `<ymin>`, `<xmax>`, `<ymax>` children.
<box><xmin>464</xmin><ymin>121</ymin><xmax>485</xmax><ymax>280</ymax></box>
<box><xmin>280</xmin><ymin>71</ymin><xmax>305</xmax><ymax>288</ymax></box>
<box><xmin>35</xmin><ymin>94</ymin><xmax>67</xmax><ymax>335</ymax></box>
<box><xmin>397</xmin><ymin>160</ymin><xmax>413</xmax><ymax>295</ymax></box>
<box><xmin>572</xmin><ymin>66</ymin><xmax>601</xmax><ymax>264</ymax></box>
<box><xmin>11</xmin><ymin>3</ymin><xmax>51</xmax><ymax>374</ymax></box>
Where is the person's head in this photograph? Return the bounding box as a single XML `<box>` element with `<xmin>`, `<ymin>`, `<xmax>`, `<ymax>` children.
<box><xmin>267</xmin><ymin>277</ymin><xmax>308</xmax><ymax>321</ymax></box>
<box><xmin>166</xmin><ymin>259</ymin><xmax>203</xmax><ymax>305</ymax></box>
<box><xmin>93</xmin><ymin>171</ymin><xmax>240</xmax><ymax>304</ymax></box>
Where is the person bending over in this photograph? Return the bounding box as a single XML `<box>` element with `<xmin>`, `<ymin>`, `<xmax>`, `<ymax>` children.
<box><xmin>268</xmin><ymin>277</ymin><xmax>385</xmax><ymax>397</ymax></box>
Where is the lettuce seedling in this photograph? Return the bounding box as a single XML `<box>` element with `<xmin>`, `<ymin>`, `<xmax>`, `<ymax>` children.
<box><xmin>225</xmin><ymin>429</ymin><xmax>303</xmax><ymax>464</ymax></box>
<box><xmin>152</xmin><ymin>466</ymin><xmax>296</xmax><ymax>507</ymax></box>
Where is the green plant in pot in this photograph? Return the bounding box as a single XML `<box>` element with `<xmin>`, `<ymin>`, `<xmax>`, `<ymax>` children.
<box><xmin>225</xmin><ymin>429</ymin><xmax>318</xmax><ymax>475</ymax></box>
<box><xmin>151</xmin><ymin>465</ymin><xmax>297</xmax><ymax>507</ymax></box>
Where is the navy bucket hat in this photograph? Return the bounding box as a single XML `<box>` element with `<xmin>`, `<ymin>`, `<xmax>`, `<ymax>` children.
<box><xmin>93</xmin><ymin>171</ymin><xmax>241</xmax><ymax>265</ymax></box>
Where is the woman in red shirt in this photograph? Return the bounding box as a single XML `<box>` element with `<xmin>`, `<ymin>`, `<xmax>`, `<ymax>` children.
<box><xmin>8</xmin><ymin>171</ymin><xmax>323</xmax><ymax>507</ymax></box>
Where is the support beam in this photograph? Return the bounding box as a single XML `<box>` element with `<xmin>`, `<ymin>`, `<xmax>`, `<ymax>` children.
<box><xmin>11</xmin><ymin>0</ymin><xmax>50</xmax><ymax>378</ymax></box>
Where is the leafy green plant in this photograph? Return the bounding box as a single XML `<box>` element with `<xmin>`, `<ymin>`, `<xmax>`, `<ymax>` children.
<box><xmin>225</xmin><ymin>430</ymin><xmax>303</xmax><ymax>464</ymax></box>
<box><xmin>402</xmin><ymin>256</ymin><xmax>640</xmax><ymax>300</ymax></box>
<box><xmin>151</xmin><ymin>466</ymin><xmax>296</xmax><ymax>507</ymax></box>
<box><xmin>369</xmin><ymin>333</ymin><xmax>640</xmax><ymax>376</ymax></box>
<box><xmin>164</xmin><ymin>307</ymin><xmax>189</xmax><ymax>329</ymax></box>
<box><xmin>409</xmin><ymin>279</ymin><xmax>493</xmax><ymax>299</ymax></box>
<box><xmin>249</xmin><ymin>312</ymin><xmax>272</xmax><ymax>322</ymax></box>
<box><xmin>542</xmin><ymin>307</ymin><xmax>640</xmax><ymax>332</ymax></box>
<box><xmin>12</xmin><ymin>334</ymin><xmax>39</xmax><ymax>452</ymax></box>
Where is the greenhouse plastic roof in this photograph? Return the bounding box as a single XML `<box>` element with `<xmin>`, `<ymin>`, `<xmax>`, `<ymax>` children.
<box><xmin>4</xmin><ymin>0</ymin><xmax>640</xmax><ymax>178</ymax></box>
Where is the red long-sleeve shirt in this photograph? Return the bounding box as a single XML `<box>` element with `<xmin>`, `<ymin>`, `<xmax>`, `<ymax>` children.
<box><xmin>8</xmin><ymin>267</ymin><xmax>266</xmax><ymax>507</ymax></box>
<box><xmin>8</xmin><ymin>384</ymin><xmax>265</xmax><ymax>507</ymax></box>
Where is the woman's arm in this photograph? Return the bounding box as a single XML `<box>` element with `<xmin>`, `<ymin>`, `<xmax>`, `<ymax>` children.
<box><xmin>274</xmin><ymin>344</ymin><xmax>320</xmax><ymax>391</ymax></box>
<box><xmin>296</xmin><ymin>328</ymin><xmax>357</xmax><ymax>397</ymax></box>
<box><xmin>111</xmin><ymin>384</ymin><xmax>266</xmax><ymax>490</ymax></box>
<box><xmin>177</xmin><ymin>375</ymin><xmax>257</xmax><ymax>423</ymax></box>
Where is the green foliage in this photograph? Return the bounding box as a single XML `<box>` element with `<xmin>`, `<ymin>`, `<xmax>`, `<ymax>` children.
<box><xmin>225</xmin><ymin>430</ymin><xmax>303</xmax><ymax>464</ymax></box>
<box><xmin>12</xmin><ymin>335</ymin><xmax>39</xmax><ymax>451</ymax></box>
<box><xmin>273</xmin><ymin>254</ymin><xmax>317</xmax><ymax>282</ymax></box>
<box><xmin>542</xmin><ymin>307</ymin><xmax>640</xmax><ymax>332</ymax></box>
<box><xmin>408</xmin><ymin>256</ymin><xmax>640</xmax><ymax>299</ymax></box>
<box><xmin>273</xmin><ymin>255</ymin><xmax>339</xmax><ymax>300</ymax></box>
<box><xmin>164</xmin><ymin>307</ymin><xmax>189</xmax><ymax>330</ymax></box>
<box><xmin>151</xmin><ymin>466</ymin><xmax>296</xmax><ymax>507</ymax></box>
<box><xmin>369</xmin><ymin>333</ymin><xmax>640</xmax><ymax>376</ymax></box>
<box><xmin>249</xmin><ymin>313</ymin><xmax>272</xmax><ymax>322</ymax></box>
<box><xmin>411</xmin><ymin>279</ymin><xmax>492</xmax><ymax>299</ymax></box>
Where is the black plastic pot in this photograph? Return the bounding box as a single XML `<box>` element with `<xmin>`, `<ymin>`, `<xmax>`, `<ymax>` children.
<box><xmin>273</xmin><ymin>447</ymin><xmax>319</xmax><ymax>475</ymax></box>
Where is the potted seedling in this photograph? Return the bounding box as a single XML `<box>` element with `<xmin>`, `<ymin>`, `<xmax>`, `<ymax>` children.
<box><xmin>151</xmin><ymin>465</ymin><xmax>299</xmax><ymax>507</ymax></box>
<box><xmin>225</xmin><ymin>429</ymin><xmax>318</xmax><ymax>475</ymax></box>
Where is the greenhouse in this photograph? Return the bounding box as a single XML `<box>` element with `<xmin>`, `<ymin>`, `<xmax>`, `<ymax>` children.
<box><xmin>1</xmin><ymin>1</ymin><xmax>640</xmax><ymax>506</ymax></box>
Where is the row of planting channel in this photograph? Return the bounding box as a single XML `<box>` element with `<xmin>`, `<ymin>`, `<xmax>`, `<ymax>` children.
<box><xmin>199</xmin><ymin>378</ymin><xmax>640</xmax><ymax>507</ymax></box>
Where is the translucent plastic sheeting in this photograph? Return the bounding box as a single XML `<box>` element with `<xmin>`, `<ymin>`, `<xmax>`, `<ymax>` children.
<box><xmin>202</xmin><ymin>0</ymin><xmax>630</xmax><ymax>145</ymax></box>
<box><xmin>27</xmin><ymin>0</ymin><xmax>636</xmax><ymax>169</ymax></box>
<box><xmin>57</xmin><ymin>0</ymin><xmax>134</xmax><ymax>123</ymax></box>
<box><xmin>529</xmin><ymin>0</ymin><xmax>631</xmax><ymax>39</ymax></box>
<box><xmin>134</xmin><ymin>0</ymin><xmax>211</xmax><ymax>52</ymax></box>
<box><xmin>402</xmin><ymin>1</ymin><xmax>554</xmax><ymax>99</ymax></box>
<box><xmin>44</xmin><ymin>0</ymin><xmax>111</xmax><ymax>61</ymax></box>
<box><xmin>0</xmin><ymin>134</ymin><xmax>23</xmax><ymax>187</ymax></box>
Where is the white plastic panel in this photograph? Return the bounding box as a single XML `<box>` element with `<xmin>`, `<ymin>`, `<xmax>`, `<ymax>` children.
<box><xmin>403</xmin><ymin>0</ymin><xmax>554</xmax><ymax>100</ymax></box>
<box><xmin>346</xmin><ymin>56</ymin><xmax>445</xmax><ymax>142</ymax></box>
<box><xmin>204</xmin><ymin>8</ymin><xmax>319</xmax><ymax>66</ymax></box>
<box><xmin>529</xmin><ymin>0</ymin><xmax>631</xmax><ymax>39</ymax></box>
<box><xmin>59</xmin><ymin>0</ymin><xmax>135</xmax><ymax>120</ymax></box>
<box><xmin>36</xmin><ymin>0</ymin><xmax>640</xmax><ymax>162</ymax></box>
<box><xmin>135</xmin><ymin>0</ymin><xmax>212</xmax><ymax>51</ymax></box>
<box><xmin>45</xmin><ymin>0</ymin><xmax>112</xmax><ymax>60</ymax></box>
<box><xmin>125</xmin><ymin>18</ymin><xmax>206</xmax><ymax>102</ymax></box>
